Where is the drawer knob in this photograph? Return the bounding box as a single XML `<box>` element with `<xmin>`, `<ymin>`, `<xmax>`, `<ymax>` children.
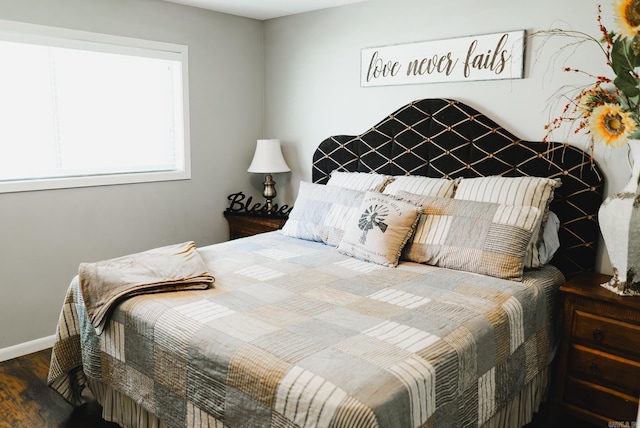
<box><xmin>590</xmin><ymin>362</ymin><xmax>600</xmax><ymax>377</ymax></box>
<box><xmin>592</xmin><ymin>328</ymin><xmax>604</xmax><ymax>342</ymax></box>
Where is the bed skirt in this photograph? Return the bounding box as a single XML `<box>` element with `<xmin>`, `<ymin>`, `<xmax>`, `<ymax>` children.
<box><xmin>483</xmin><ymin>366</ymin><xmax>549</xmax><ymax>428</ymax></box>
<box><xmin>87</xmin><ymin>367</ymin><xmax>550</xmax><ymax>428</ymax></box>
<box><xmin>87</xmin><ymin>378</ymin><xmax>166</xmax><ymax>428</ymax></box>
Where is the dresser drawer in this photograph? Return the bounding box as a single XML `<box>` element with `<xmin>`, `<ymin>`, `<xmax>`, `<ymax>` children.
<box><xmin>573</xmin><ymin>310</ymin><xmax>640</xmax><ymax>357</ymax></box>
<box><xmin>570</xmin><ymin>344</ymin><xmax>640</xmax><ymax>393</ymax></box>
<box><xmin>565</xmin><ymin>377</ymin><xmax>639</xmax><ymax>422</ymax></box>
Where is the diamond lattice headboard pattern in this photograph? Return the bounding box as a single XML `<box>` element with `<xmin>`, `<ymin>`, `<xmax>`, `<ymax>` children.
<box><xmin>312</xmin><ymin>98</ymin><xmax>604</xmax><ymax>278</ymax></box>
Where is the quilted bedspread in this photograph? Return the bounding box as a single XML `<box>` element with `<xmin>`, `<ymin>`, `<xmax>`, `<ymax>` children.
<box><xmin>48</xmin><ymin>232</ymin><xmax>564</xmax><ymax>428</ymax></box>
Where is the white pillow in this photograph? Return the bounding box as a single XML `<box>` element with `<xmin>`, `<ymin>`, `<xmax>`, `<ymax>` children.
<box><xmin>326</xmin><ymin>171</ymin><xmax>392</xmax><ymax>192</ymax></box>
<box><xmin>538</xmin><ymin>211</ymin><xmax>560</xmax><ymax>265</ymax></box>
<box><xmin>382</xmin><ymin>175</ymin><xmax>459</xmax><ymax>198</ymax></box>
<box><xmin>337</xmin><ymin>191</ymin><xmax>421</xmax><ymax>267</ymax></box>
<box><xmin>280</xmin><ymin>182</ymin><xmax>364</xmax><ymax>242</ymax></box>
<box><xmin>454</xmin><ymin>176</ymin><xmax>561</xmax><ymax>268</ymax></box>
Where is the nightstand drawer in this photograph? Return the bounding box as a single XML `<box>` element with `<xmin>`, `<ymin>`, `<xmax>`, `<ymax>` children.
<box><xmin>573</xmin><ymin>310</ymin><xmax>640</xmax><ymax>357</ymax></box>
<box><xmin>570</xmin><ymin>344</ymin><xmax>640</xmax><ymax>393</ymax></box>
<box><xmin>554</xmin><ymin>273</ymin><xmax>640</xmax><ymax>426</ymax></box>
<box><xmin>565</xmin><ymin>377</ymin><xmax>639</xmax><ymax>422</ymax></box>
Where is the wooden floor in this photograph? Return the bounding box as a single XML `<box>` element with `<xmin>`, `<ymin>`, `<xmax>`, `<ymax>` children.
<box><xmin>0</xmin><ymin>348</ymin><xmax>597</xmax><ymax>428</ymax></box>
<box><xmin>0</xmin><ymin>348</ymin><xmax>118</xmax><ymax>428</ymax></box>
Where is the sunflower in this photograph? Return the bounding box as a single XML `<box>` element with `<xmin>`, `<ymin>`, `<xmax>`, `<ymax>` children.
<box><xmin>588</xmin><ymin>103</ymin><xmax>638</xmax><ymax>147</ymax></box>
<box><xmin>614</xmin><ymin>0</ymin><xmax>640</xmax><ymax>39</ymax></box>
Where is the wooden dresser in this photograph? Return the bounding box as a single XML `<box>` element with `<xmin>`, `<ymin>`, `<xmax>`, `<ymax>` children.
<box><xmin>553</xmin><ymin>272</ymin><xmax>640</xmax><ymax>426</ymax></box>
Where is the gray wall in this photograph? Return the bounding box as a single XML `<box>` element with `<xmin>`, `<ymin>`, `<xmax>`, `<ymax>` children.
<box><xmin>0</xmin><ymin>0</ymin><xmax>264</xmax><ymax>349</ymax></box>
<box><xmin>264</xmin><ymin>0</ymin><xmax>618</xmax><ymax>274</ymax></box>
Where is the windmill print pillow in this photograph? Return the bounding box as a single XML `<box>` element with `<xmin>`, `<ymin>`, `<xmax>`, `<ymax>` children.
<box><xmin>337</xmin><ymin>191</ymin><xmax>421</xmax><ymax>267</ymax></box>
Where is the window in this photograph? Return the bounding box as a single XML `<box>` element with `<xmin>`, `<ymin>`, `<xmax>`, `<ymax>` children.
<box><xmin>0</xmin><ymin>20</ymin><xmax>190</xmax><ymax>193</ymax></box>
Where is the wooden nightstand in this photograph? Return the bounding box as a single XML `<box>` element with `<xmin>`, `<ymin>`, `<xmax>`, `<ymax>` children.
<box><xmin>223</xmin><ymin>210</ymin><xmax>288</xmax><ymax>240</ymax></box>
<box><xmin>552</xmin><ymin>272</ymin><xmax>640</xmax><ymax>427</ymax></box>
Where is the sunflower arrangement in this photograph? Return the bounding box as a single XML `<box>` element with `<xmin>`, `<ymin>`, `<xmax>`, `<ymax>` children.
<box><xmin>544</xmin><ymin>0</ymin><xmax>640</xmax><ymax>150</ymax></box>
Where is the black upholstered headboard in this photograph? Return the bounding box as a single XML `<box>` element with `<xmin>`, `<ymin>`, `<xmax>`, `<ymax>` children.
<box><xmin>312</xmin><ymin>98</ymin><xmax>604</xmax><ymax>278</ymax></box>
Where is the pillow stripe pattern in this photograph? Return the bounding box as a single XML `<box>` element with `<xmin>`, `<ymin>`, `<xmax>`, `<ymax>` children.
<box><xmin>280</xmin><ymin>182</ymin><xmax>364</xmax><ymax>242</ymax></box>
<box><xmin>453</xmin><ymin>176</ymin><xmax>560</xmax><ymax>269</ymax></box>
<box><xmin>382</xmin><ymin>176</ymin><xmax>459</xmax><ymax>198</ymax></box>
<box><xmin>321</xmin><ymin>200</ymin><xmax>364</xmax><ymax>246</ymax></box>
<box><xmin>327</xmin><ymin>171</ymin><xmax>392</xmax><ymax>192</ymax></box>
<box><xmin>401</xmin><ymin>194</ymin><xmax>542</xmax><ymax>281</ymax></box>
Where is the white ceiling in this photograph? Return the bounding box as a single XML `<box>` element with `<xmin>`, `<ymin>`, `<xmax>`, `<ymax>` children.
<box><xmin>162</xmin><ymin>0</ymin><xmax>368</xmax><ymax>20</ymax></box>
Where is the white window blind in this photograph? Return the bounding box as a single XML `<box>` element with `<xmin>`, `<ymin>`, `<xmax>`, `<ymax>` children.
<box><xmin>0</xmin><ymin>20</ymin><xmax>190</xmax><ymax>193</ymax></box>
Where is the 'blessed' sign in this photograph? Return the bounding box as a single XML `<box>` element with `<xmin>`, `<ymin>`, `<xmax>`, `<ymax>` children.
<box><xmin>361</xmin><ymin>30</ymin><xmax>525</xmax><ymax>87</ymax></box>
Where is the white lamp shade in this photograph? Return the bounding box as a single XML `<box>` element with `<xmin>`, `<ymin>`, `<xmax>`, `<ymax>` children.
<box><xmin>247</xmin><ymin>139</ymin><xmax>291</xmax><ymax>173</ymax></box>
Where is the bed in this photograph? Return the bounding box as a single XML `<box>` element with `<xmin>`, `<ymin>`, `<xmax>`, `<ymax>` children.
<box><xmin>48</xmin><ymin>98</ymin><xmax>604</xmax><ymax>428</ymax></box>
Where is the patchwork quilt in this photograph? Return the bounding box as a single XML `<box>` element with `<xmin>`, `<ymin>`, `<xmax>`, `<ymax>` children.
<box><xmin>48</xmin><ymin>232</ymin><xmax>564</xmax><ymax>428</ymax></box>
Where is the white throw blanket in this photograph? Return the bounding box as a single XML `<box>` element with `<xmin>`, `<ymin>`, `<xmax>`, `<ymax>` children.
<box><xmin>79</xmin><ymin>241</ymin><xmax>214</xmax><ymax>334</ymax></box>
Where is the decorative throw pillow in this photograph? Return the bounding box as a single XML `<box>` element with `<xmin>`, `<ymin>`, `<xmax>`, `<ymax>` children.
<box><xmin>326</xmin><ymin>171</ymin><xmax>392</xmax><ymax>192</ymax></box>
<box><xmin>337</xmin><ymin>191</ymin><xmax>421</xmax><ymax>267</ymax></box>
<box><xmin>454</xmin><ymin>176</ymin><xmax>560</xmax><ymax>268</ymax></box>
<box><xmin>280</xmin><ymin>182</ymin><xmax>364</xmax><ymax>242</ymax></box>
<box><xmin>400</xmin><ymin>193</ymin><xmax>543</xmax><ymax>281</ymax></box>
<box><xmin>382</xmin><ymin>175</ymin><xmax>459</xmax><ymax>198</ymax></box>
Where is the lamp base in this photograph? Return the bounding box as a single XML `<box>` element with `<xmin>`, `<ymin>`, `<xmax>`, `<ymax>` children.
<box><xmin>262</xmin><ymin>173</ymin><xmax>276</xmax><ymax>212</ymax></box>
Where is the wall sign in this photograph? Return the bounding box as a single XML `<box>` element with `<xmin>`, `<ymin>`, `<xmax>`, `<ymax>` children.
<box><xmin>361</xmin><ymin>30</ymin><xmax>525</xmax><ymax>87</ymax></box>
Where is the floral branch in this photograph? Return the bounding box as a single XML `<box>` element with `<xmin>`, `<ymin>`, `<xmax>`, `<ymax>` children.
<box><xmin>537</xmin><ymin>2</ymin><xmax>640</xmax><ymax>151</ymax></box>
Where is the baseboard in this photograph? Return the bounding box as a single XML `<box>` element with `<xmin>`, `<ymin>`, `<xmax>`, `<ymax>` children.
<box><xmin>0</xmin><ymin>335</ymin><xmax>56</xmax><ymax>363</ymax></box>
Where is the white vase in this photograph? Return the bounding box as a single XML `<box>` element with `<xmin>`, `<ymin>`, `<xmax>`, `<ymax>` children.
<box><xmin>598</xmin><ymin>139</ymin><xmax>640</xmax><ymax>296</ymax></box>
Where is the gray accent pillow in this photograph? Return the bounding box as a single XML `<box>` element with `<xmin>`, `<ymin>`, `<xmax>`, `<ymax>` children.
<box><xmin>280</xmin><ymin>182</ymin><xmax>364</xmax><ymax>243</ymax></box>
<box><xmin>454</xmin><ymin>176</ymin><xmax>560</xmax><ymax>268</ymax></box>
<box><xmin>400</xmin><ymin>193</ymin><xmax>543</xmax><ymax>281</ymax></box>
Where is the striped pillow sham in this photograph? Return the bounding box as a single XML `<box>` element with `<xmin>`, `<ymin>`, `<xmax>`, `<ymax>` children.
<box><xmin>400</xmin><ymin>193</ymin><xmax>543</xmax><ymax>281</ymax></box>
<box><xmin>453</xmin><ymin>176</ymin><xmax>560</xmax><ymax>268</ymax></box>
<box><xmin>326</xmin><ymin>171</ymin><xmax>392</xmax><ymax>192</ymax></box>
<box><xmin>382</xmin><ymin>175</ymin><xmax>459</xmax><ymax>198</ymax></box>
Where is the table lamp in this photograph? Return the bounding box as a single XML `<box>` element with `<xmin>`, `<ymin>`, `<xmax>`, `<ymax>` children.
<box><xmin>247</xmin><ymin>139</ymin><xmax>290</xmax><ymax>212</ymax></box>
